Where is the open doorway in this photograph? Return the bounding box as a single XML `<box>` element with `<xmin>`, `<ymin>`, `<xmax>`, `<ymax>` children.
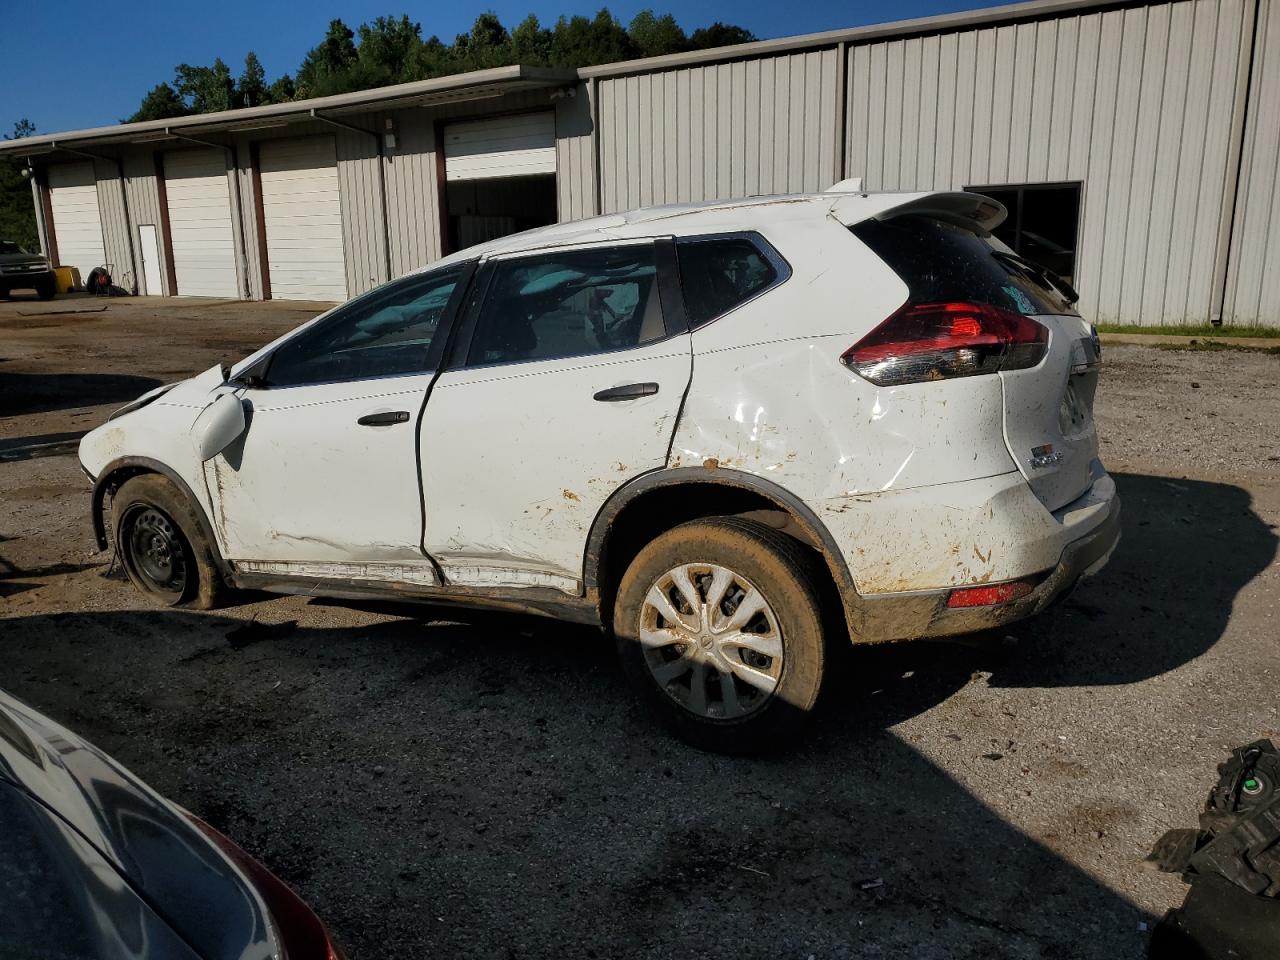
<box><xmin>445</xmin><ymin>175</ymin><xmax>557</xmax><ymax>251</ymax></box>
<box><xmin>966</xmin><ymin>182</ymin><xmax>1082</xmax><ymax>282</ymax></box>
<box><xmin>441</xmin><ymin>113</ymin><xmax>559</xmax><ymax>253</ymax></box>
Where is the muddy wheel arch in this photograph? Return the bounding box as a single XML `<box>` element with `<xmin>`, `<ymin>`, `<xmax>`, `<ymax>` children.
<box><xmin>91</xmin><ymin>457</ymin><xmax>233</xmax><ymax>584</ymax></box>
<box><xmin>582</xmin><ymin>466</ymin><xmax>865</xmax><ymax>641</ymax></box>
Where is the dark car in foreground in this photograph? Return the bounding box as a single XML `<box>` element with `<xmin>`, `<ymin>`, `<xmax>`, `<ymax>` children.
<box><xmin>0</xmin><ymin>689</ymin><xmax>341</xmax><ymax>959</ymax></box>
<box><xmin>0</xmin><ymin>240</ymin><xmax>55</xmax><ymax>299</ymax></box>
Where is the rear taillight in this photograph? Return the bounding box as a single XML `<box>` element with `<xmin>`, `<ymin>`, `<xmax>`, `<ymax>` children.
<box><xmin>186</xmin><ymin>813</ymin><xmax>343</xmax><ymax>959</ymax></box>
<box><xmin>841</xmin><ymin>301</ymin><xmax>1048</xmax><ymax>386</ymax></box>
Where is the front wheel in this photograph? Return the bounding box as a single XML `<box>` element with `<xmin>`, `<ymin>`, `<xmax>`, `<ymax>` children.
<box><xmin>36</xmin><ymin>278</ymin><xmax>55</xmax><ymax>300</ymax></box>
<box><xmin>613</xmin><ymin>516</ymin><xmax>826</xmax><ymax>754</ymax></box>
<box><xmin>111</xmin><ymin>474</ymin><xmax>226</xmax><ymax>609</ymax></box>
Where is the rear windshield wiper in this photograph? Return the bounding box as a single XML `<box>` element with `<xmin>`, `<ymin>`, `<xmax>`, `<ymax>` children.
<box><xmin>993</xmin><ymin>250</ymin><xmax>1080</xmax><ymax>306</ymax></box>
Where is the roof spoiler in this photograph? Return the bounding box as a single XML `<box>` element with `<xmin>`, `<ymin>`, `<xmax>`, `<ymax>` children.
<box><xmin>872</xmin><ymin>191</ymin><xmax>1008</xmax><ymax>236</ymax></box>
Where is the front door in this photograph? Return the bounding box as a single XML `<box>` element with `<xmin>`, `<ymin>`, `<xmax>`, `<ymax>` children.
<box><xmin>421</xmin><ymin>239</ymin><xmax>691</xmax><ymax>594</ymax></box>
<box><xmin>205</xmin><ymin>265</ymin><xmax>467</xmax><ymax>584</ymax></box>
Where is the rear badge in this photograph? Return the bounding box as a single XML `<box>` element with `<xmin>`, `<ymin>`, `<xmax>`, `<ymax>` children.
<box><xmin>1030</xmin><ymin>444</ymin><xmax>1063</xmax><ymax>469</ymax></box>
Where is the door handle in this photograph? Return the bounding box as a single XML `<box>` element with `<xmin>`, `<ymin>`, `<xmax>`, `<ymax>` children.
<box><xmin>593</xmin><ymin>382</ymin><xmax>659</xmax><ymax>402</ymax></box>
<box><xmin>357</xmin><ymin>410</ymin><xmax>411</xmax><ymax>426</ymax></box>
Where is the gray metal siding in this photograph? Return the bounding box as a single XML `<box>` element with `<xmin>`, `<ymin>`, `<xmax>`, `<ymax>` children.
<box><xmin>1224</xmin><ymin>0</ymin><xmax>1280</xmax><ymax>325</ymax></box>
<box><xmin>595</xmin><ymin>49</ymin><xmax>842</xmax><ymax>212</ymax></box>
<box><xmin>382</xmin><ymin>110</ymin><xmax>440</xmax><ymax>278</ymax></box>
<box><xmin>121</xmin><ymin>152</ymin><xmax>169</xmax><ymax>295</ymax></box>
<box><xmin>846</xmin><ymin>0</ymin><xmax>1256</xmax><ymax>325</ymax></box>
<box><xmin>93</xmin><ymin>158</ymin><xmax>134</xmax><ymax>291</ymax></box>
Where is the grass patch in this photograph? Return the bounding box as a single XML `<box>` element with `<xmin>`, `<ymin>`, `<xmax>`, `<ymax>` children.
<box><xmin>1096</xmin><ymin>323</ymin><xmax>1280</xmax><ymax>339</ymax></box>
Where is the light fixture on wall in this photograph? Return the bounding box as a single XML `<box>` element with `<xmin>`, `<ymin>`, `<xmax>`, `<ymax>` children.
<box><xmin>383</xmin><ymin>118</ymin><xmax>398</xmax><ymax>152</ymax></box>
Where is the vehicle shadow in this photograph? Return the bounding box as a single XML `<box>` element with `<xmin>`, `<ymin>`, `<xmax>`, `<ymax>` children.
<box><xmin>0</xmin><ymin>471</ymin><xmax>1269</xmax><ymax>959</ymax></box>
<box><xmin>0</xmin><ymin>372</ymin><xmax>160</xmax><ymax>417</ymax></box>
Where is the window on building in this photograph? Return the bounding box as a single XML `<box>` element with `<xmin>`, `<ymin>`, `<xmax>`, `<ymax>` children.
<box><xmin>675</xmin><ymin>235</ymin><xmax>781</xmax><ymax>328</ymax></box>
<box><xmin>965</xmin><ymin>183</ymin><xmax>1082</xmax><ymax>283</ymax></box>
<box><xmin>467</xmin><ymin>244</ymin><xmax>665</xmax><ymax>366</ymax></box>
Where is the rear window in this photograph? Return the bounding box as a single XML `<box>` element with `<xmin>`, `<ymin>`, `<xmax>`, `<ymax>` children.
<box><xmin>851</xmin><ymin>214</ymin><xmax>1077</xmax><ymax>316</ymax></box>
<box><xmin>675</xmin><ymin>235</ymin><xmax>781</xmax><ymax>327</ymax></box>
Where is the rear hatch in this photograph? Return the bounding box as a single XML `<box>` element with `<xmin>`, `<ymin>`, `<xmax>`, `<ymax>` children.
<box><xmin>850</xmin><ymin>204</ymin><xmax>1099</xmax><ymax>511</ymax></box>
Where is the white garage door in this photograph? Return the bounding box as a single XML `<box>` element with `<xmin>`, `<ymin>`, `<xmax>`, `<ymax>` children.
<box><xmin>443</xmin><ymin>113</ymin><xmax>556</xmax><ymax>181</ymax></box>
<box><xmin>259</xmin><ymin>137</ymin><xmax>347</xmax><ymax>302</ymax></box>
<box><xmin>48</xmin><ymin>163</ymin><xmax>106</xmax><ymax>283</ymax></box>
<box><xmin>165</xmin><ymin>149</ymin><xmax>239</xmax><ymax>298</ymax></box>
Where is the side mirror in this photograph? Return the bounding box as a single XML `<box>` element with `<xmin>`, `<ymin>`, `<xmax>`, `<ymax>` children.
<box><xmin>192</xmin><ymin>392</ymin><xmax>247</xmax><ymax>462</ymax></box>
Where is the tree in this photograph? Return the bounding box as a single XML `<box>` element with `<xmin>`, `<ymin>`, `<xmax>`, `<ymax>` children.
<box><xmin>295</xmin><ymin>19</ymin><xmax>358</xmax><ymax>97</ymax></box>
<box><xmin>267</xmin><ymin>74</ymin><xmax>296</xmax><ymax>104</ymax></box>
<box><xmin>628</xmin><ymin>10</ymin><xmax>688</xmax><ymax>58</ymax></box>
<box><xmin>238</xmin><ymin>52</ymin><xmax>269</xmax><ymax>108</ymax></box>
<box><xmin>352</xmin><ymin>16</ymin><xmax>424</xmax><ymax>88</ymax></box>
<box><xmin>124</xmin><ymin>9</ymin><xmax>758</xmax><ymax>118</ymax></box>
<box><xmin>689</xmin><ymin>23</ymin><xmax>757</xmax><ymax>50</ymax></box>
<box><xmin>549</xmin><ymin>10</ymin><xmax>638</xmax><ymax>68</ymax></box>
<box><xmin>1</xmin><ymin>120</ymin><xmax>39</xmax><ymax>251</ymax></box>
<box><xmin>174</xmin><ymin>58</ymin><xmax>236</xmax><ymax>113</ymax></box>
<box><xmin>509</xmin><ymin>15</ymin><xmax>552</xmax><ymax>66</ymax></box>
<box><xmin>129</xmin><ymin>83</ymin><xmax>190</xmax><ymax>122</ymax></box>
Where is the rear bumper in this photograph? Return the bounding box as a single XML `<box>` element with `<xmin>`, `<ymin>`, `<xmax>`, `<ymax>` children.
<box><xmin>849</xmin><ymin>472</ymin><xmax>1120</xmax><ymax>643</ymax></box>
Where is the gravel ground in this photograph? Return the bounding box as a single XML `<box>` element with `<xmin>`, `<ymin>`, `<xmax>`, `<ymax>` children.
<box><xmin>1</xmin><ymin>295</ymin><xmax>1278</xmax><ymax>959</ymax></box>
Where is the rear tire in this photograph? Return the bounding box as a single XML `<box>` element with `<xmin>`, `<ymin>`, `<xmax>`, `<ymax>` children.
<box><xmin>613</xmin><ymin>516</ymin><xmax>826</xmax><ymax>754</ymax></box>
<box><xmin>111</xmin><ymin>474</ymin><xmax>226</xmax><ymax>610</ymax></box>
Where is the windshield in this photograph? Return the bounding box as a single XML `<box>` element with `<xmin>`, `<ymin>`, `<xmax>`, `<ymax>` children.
<box><xmin>0</xmin><ymin>241</ymin><xmax>27</xmax><ymax>255</ymax></box>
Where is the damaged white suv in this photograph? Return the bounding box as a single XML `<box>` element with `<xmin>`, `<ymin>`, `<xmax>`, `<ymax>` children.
<box><xmin>79</xmin><ymin>189</ymin><xmax>1119</xmax><ymax>751</ymax></box>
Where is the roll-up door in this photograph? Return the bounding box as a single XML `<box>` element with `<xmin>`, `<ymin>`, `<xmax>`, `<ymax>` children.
<box><xmin>258</xmin><ymin>137</ymin><xmax>347</xmax><ymax>301</ymax></box>
<box><xmin>164</xmin><ymin>149</ymin><xmax>239</xmax><ymax>298</ymax></box>
<box><xmin>48</xmin><ymin>162</ymin><xmax>106</xmax><ymax>283</ymax></box>
<box><xmin>443</xmin><ymin>113</ymin><xmax>556</xmax><ymax>181</ymax></box>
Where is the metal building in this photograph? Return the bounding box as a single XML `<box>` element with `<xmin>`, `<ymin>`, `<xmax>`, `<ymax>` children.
<box><xmin>3</xmin><ymin>0</ymin><xmax>1277</xmax><ymax>325</ymax></box>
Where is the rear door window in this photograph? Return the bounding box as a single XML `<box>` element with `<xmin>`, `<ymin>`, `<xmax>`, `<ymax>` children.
<box><xmin>851</xmin><ymin>214</ymin><xmax>1078</xmax><ymax>316</ymax></box>
<box><xmin>675</xmin><ymin>235</ymin><xmax>782</xmax><ymax>327</ymax></box>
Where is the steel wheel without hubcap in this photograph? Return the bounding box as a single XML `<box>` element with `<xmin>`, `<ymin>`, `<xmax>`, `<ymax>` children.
<box><xmin>639</xmin><ymin>562</ymin><xmax>784</xmax><ymax>720</ymax></box>
<box><xmin>124</xmin><ymin>506</ymin><xmax>188</xmax><ymax>598</ymax></box>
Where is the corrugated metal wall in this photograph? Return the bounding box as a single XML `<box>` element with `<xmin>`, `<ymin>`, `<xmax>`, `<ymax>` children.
<box><xmin>93</xmin><ymin>158</ymin><xmax>136</xmax><ymax>292</ymax></box>
<box><xmin>121</xmin><ymin>153</ymin><xmax>168</xmax><ymax>295</ymax></box>
<box><xmin>594</xmin><ymin>49</ymin><xmax>842</xmax><ymax>212</ymax></box>
<box><xmin>845</xmin><ymin>0</ymin><xmax>1256</xmax><ymax>325</ymax></box>
<box><xmin>556</xmin><ymin>83</ymin><xmax>596</xmax><ymax>221</ymax></box>
<box><xmin>1224</xmin><ymin>0</ymin><xmax>1280</xmax><ymax>326</ymax></box>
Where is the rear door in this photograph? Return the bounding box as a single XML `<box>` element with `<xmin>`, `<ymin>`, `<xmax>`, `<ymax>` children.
<box><xmin>420</xmin><ymin>239</ymin><xmax>691</xmax><ymax>594</ymax></box>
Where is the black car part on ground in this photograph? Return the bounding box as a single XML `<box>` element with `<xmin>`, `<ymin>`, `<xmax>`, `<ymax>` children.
<box><xmin>1147</xmin><ymin>739</ymin><xmax>1280</xmax><ymax>959</ymax></box>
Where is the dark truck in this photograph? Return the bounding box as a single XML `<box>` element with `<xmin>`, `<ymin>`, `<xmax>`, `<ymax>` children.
<box><xmin>0</xmin><ymin>240</ymin><xmax>55</xmax><ymax>299</ymax></box>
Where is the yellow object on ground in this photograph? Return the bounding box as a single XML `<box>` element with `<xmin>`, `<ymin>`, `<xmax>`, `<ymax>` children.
<box><xmin>53</xmin><ymin>266</ymin><xmax>78</xmax><ymax>294</ymax></box>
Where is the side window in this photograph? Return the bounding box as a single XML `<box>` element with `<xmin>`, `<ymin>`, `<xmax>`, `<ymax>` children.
<box><xmin>266</xmin><ymin>268</ymin><xmax>462</xmax><ymax>387</ymax></box>
<box><xmin>675</xmin><ymin>236</ymin><xmax>780</xmax><ymax>328</ymax></box>
<box><xmin>467</xmin><ymin>244</ymin><xmax>665</xmax><ymax>367</ymax></box>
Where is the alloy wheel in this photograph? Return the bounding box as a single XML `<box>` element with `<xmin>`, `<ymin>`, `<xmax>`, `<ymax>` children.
<box><xmin>638</xmin><ymin>562</ymin><xmax>784</xmax><ymax>720</ymax></box>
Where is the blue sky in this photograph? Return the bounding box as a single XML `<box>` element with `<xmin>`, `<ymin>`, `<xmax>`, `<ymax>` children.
<box><xmin>2</xmin><ymin>0</ymin><xmax>1012</xmax><ymax>136</ymax></box>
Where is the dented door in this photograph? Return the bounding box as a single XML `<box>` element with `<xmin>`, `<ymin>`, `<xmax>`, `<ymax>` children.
<box><xmin>420</xmin><ymin>240</ymin><xmax>691</xmax><ymax>594</ymax></box>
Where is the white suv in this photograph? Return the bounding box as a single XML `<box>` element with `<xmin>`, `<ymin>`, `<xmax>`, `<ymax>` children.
<box><xmin>78</xmin><ymin>189</ymin><xmax>1119</xmax><ymax>752</ymax></box>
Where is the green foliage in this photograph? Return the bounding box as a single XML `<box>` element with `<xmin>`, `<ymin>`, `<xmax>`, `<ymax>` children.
<box><xmin>174</xmin><ymin>58</ymin><xmax>236</xmax><ymax>113</ymax></box>
<box><xmin>628</xmin><ymin>10</ymin><xmax>689</xmax><ymax>58</ymax></box>
<box><xmin>125</xmin><ymin>8</ymin><xmax>756</xmax><ymax>118</ymax></box>
<box><xmin>238</xmin><ymin>53</ymin><xmax>269</xmax><ymax>108</ymax></box>
<box><xmin>129</xmin><ymin>83</ymin><xmax>190</xmax><ymax>122</ymax></box>
<box><xmin>1</xmin><ymin>120</ymin><xmax>39</xmax><ymax>251</ymax></box>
